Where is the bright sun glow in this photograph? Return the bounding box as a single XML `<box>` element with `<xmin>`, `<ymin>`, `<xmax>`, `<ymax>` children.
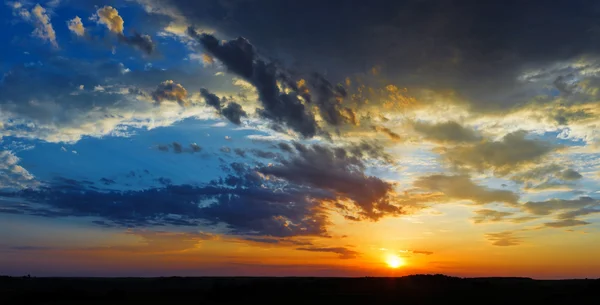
<box><xmin>386</xmin><ymin>254</ymin><xmax>405</xmax><ymax>269</ymax></box>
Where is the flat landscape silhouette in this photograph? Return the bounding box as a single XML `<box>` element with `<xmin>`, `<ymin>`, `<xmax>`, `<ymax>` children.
<box><xmin>2</xmin><ymin>274</ymin><xmax>599</xmax><ymax>304</ymax></box>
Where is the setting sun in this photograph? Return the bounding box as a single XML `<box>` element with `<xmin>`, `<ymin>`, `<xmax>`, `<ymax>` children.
<box><xmin>386</xmin><ymin>255</ymin><xmax>405</xmax><ymax>269</ymax></box>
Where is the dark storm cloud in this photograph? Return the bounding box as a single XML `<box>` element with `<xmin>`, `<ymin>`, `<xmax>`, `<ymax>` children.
<box><xmin>258</xmin><ymin>142</ymin><xmax>400</xmax><ymax>220</ymax></box>
<box><xmin>221</xmin><ymin>102</ymin><xmax>247</xmax><ymax>125</ymax></box>
<box><xmin>188</xmin><ymin>29</ymin><xmax>319</xmax><ymax>137</ymax></box>
<box><xmin>296</xmin><ymin>246</ymin><xmax>359</xmax><ymax>259</ymax></box>
<box><xmin>200</xmin><ymin>88</ymin><xmax>222</xmax><ymax>111</ymax></box>
<box><xmin>0</xmin><ymin>165</ymin><xmax>334</xmax><ymax>237</ymax></box>
<box><xmin>277</xmin><ymin>142</ymin><xmax>294</xmax><ymax>153</ymax></box>
<box><xmin>121</xmin><ymin>33</ymin><xmax>156</xmax><ymax>55</ymax></box>
<box><xmin>156</xmin><ymin>0</ymin><xmax>600</xmax><ymax>111</ymax></box>
<box><xmin>308</xmin><ymin>73</ymin><xmax>355</xmax><ymax>126</ymax></box>
<box><xmin>250</xmin><ymin>149</ymin><xmax>279</xmax><ymax>159</ymax></box>
<box><xmin>199</xmin><ymin>88</ymin><xmax>247</xmax><ymax>125</ymax></box>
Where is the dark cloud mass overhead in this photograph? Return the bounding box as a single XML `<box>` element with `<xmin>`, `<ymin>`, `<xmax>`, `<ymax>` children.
<box><xmin>161</xmin><ymin>0</ymin><xmax>600</xmax><ymax>111</ymax></box>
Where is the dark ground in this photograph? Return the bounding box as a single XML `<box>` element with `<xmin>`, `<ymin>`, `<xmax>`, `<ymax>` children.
<box><xmin>1</xmin><ymin>274</ymin><xmax>599</xmax><ymax>304</ymax></box>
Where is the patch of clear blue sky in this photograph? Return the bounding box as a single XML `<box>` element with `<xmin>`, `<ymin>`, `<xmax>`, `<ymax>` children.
<box><xmin>14</xmin><ymin>118</ymin><xmax>275</xmax><ymax>190</ymax></box>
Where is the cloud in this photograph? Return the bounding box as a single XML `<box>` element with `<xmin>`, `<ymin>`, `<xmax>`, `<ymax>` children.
<box><xmin>372</xmin><ymin>126</ymin><xmax>401</xmax><ymax>142</ymax></box>
<box><xmin>96</xmin><ymin>6</ymin><xmax>124</xmax><ymax>35</ymax></box>
<box><xmin>557</xmin><ymin>168</ymin><xmax>583</xmax><ymax>181</ymax></box>
<box><xmin>172</xmin><ymin>142</ymin><xmax>183</xmax><ymax>153</ymax></box>
<box><xmin>544</xmin><ymin>219</ymin><xmax>590</xmax><ymax>228</ymax></box>
<box><xmin>157</xmin><ymin>142</ymin><xmax>202</xmax><ymax>154</ymax></box>
<box><xmin>0</xmin><ymin>150</ymin><xmax>37</xmax><ymax>190</ymax></box>
<box><xmin>200</xmin><ymin>88</ymin><xmax>247</xmax><ymax>125</ymax></box>
<box><xmin>411</xmin><ymin>250</ymin><xmax>433</xmax><ymax>255</ymax></box>
<box><xmin>190</xmin><ymin>143</ymin><xmax>202</xmax><ymax>152</ymax></box>
<box><xmin>221</xmin><ymin>102</ymin><xmax>247</xmax><ymax>125</ymax></box>
<box><xmin>259</xmin><ymin>142</ymin><xmax>400</xmax><ymax>220</ymax></box>
<box><xmin>152</xmin><ymin>80</ymin><xmax>188</xmax><ymax>105</ymax></box>
<box><xmin>472</xmin><ymin>209</ymin><xmax>514</xmax><ymax>224</ymax></box>
<box><xmin>413</xmin><ymin>175</ymin><xmax>519</xmax><ymax>205</ymax></box>
<box><xmin>188</xmin><ymin>29</ymin><xmax>320</xmax><ymax>137</ymax></box>
<box><xmin>18</xmin><ymin>4</ymin><xmax>57</xmax><ymax>48</ymax></box>
<box><xmin>522</xmin><ymin>197</ymin><xmax>598</xmax><ymax>216</ymax></box>
<box><xmin>124</xmin><ymin>33</ymin><xmax>156</xmax><ymax>55</ymax></box>
<box><xmin>511</xmin><ymin>164</ymin><xmax>582</xmax><ymax>191</ymax></box>
<box><xmin>0</xmin><ymin>164</ymin><xmax>334</xmax><ymax>237</ymax></box>
<box><xmin>441</xmin><ymin>131</ymin><xmax>556</xmax><ymax>175</ymax></box>
<box><xmin>67</xmin><ymin>16</ymin><xmax>85</xmax><ymax>37</ymax></box>
<box><xmin>95</xmin><ymin>6</ymin><xmax>156</xmax><ymax>55</ymax></box>
<box><xmin>556</xmin><ymin>206</ymin><xmax>600</xmax><ymax>220</ymax></box>
<box><xmin>413</xmin><ymin>121</ymin><xmax>480</xmax><ymax>144</ymax></box>
<box><xmin>242</xmin><ymin>237</ymin><xmax>312</xmax><ymax>246</ymax></box>
<box><xmin>0</xmin><ymin>57</ymin><xmax>222</xmax><ymax>143</ymax></box>
<box><xmin>200</xmin><ymin>88</ymin><xmax>222</xmax><ymax>111</ymax></box>
<box><xmin>296</xmin><ymin>246</ymin><xmax>359</xmax><ymax>259</ymax></box>
<box><xmin>155</xmin><ymin>0</ymin><xmax>600</xmax><ymax>115</ymax></box>
<box><xmin>485</xmin><ymin>231</ymin><xmax>523</xmax><ymax>246</ymax></box>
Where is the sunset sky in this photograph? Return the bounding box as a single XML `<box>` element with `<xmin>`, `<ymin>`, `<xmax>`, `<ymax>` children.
<box><xmin>1</xmin><ymin>0</ymin><xmax>600</xmax><ymax>279</ymax></box>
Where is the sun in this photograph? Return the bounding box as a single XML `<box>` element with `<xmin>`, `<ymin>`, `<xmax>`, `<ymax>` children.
<box><xmin>385</xmin><ymin>254</ymin><xmax>405</xmax><ymax>269</ymax></box>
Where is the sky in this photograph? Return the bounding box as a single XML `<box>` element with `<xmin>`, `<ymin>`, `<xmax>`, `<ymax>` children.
<box><xmin>1</xmin><ymin>0</ymin><xmax>600</xmax><ymax>279</ymax></box>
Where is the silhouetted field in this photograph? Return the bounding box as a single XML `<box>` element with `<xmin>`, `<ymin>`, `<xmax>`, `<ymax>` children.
<box><xmin>2</xmin><ymin>274</ymin><xmax>599</xmax><ymax>304</ymax></box>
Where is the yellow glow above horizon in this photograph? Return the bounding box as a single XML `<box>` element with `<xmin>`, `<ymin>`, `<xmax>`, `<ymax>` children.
<box><xmin>385</xmin><ymin>254</ymin><xmax>405</xmax><ymax>269</ymax></box>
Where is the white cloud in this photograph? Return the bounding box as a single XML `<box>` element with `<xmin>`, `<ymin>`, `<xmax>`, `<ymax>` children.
<box><xmin>67</xmin><ymin>16</ymin><xmax>85</xmax><ymax>37</ymax></box>
<box><xmin>0</xmin><ymin>150</ymin><xmax>37</xmax><ymax>190</ymax></box>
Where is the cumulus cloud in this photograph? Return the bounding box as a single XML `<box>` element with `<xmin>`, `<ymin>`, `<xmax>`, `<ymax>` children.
<box><xmin>199</xmin><ymin>88</ymin><xmax>247</xmax><ymax>125</ymax></box>
<box><xmin>221</xmin><ymin>102</ymin><xmax>247</xmax><ymax>125</ymax></box>
<box><xmin>441</xmin><ymin>131</ymin><xmax>556</xmax><ymax>175</ymax></box>
<box><xmin>200</xmin><ymin>88</ymin><xmax>222</xmax><ymax>111</ymax></box>
<box><xmin>0</xmin><ymin>150</ymin><xmax>37</xmax><ymax>190</ymax></box>
<box><xmin>413</xmin><ymin>121</ymin><xmax>480</xmax><ymax>144</ymax></box>
<box><xmin>152</xmin><ymin>80</ymin><xmax>188</xmax><ymax>105</ymax></box>
<box><xmin>296</xmin><ymin>246</ymin><xmax>359</xmax><ymax>259</ymax></box>
<box><xmin>413</xmin><ymin>174</ymin><xmax>519</xmax><ymax>206</ymax></box>
<box><xmin>94</xmin><ymin>6</ymin><xmax>156</xmax><ymax>55</ymax></box>
<box><xmin>24</xmin><ymin>4</ymin><xmax>57</xmax><ymax>47</ymax></box>
<box><xmin>67</xmin><ymin>16</ymin><xmax>85</xmax><ymax>37</ymax></box>
<box><xmin>96</xmin><ymin>6</ymin><xmax>124</xmax><ymax>35</ymax></box>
